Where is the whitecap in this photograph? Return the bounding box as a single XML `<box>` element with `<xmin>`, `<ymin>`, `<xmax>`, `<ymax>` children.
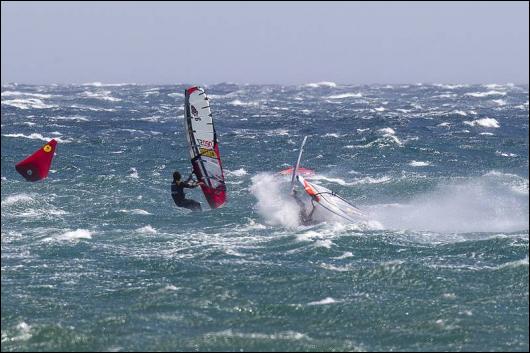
<box><xmin>433</xmin><ymin>83</ymin><xmax>468</xmax><ymax>89</ymax></box>
<box><xmin>136</xmin><ymin>225</ymin><xmax>157</xmax><ymax>234</ymax></box>
<box><xmin>495</xmin><ymin>256</ymin><xmax>528</xmax><ymax>270</ymax></box>
<box><xmin>265</xmin><ymin>128</ymin><xmax>289</xmax><ymax>136</ymax></box>
<box><xmin>320</xmin><ymin>263</ymin><xmax>350</xmax><ymax>271</ymax></box>
<box><xmin>433</xmin><ymin>93</ymin><xmax>458</xmax><ymax>99</ymax></box>
<box><xmin>378</xmin><ymin>127</ymin><xmax>395</xmax><ymax>135</ymax></box>
<box><xmin>81</xmin><ymin>90</ymin><xmax>121</xmax><ymax>102</ymax></box>
<box><xmin>228</xmin><ymin>99</ymin><xmax>258</xmax><ymax>106</ymax></box>
<box><xmin>227</xmin><ymin>168</ymin><xmax>247</xmax><ymax>177</ymax></box>
<box><xmin>2</xmin><ymin>194</ymin><xmax>35</xmax><ymax>206</ymax></box>
<box><xmin>1</xmin><ymin>91</ymin><xmax>52</xmax><ymax>98</ymax></box>
<box><xmin>409</xmin><ymin>161</ymin><xmax>431</xmax><ymax>167</ymax></box>
<box><xmin>53</xmin><ymin>229</ymin><xmax>92</xmax><ymax>241</ymax></box>
<box><xmin>396</xmin><ymin>108</ymin><xmax>413</xmax><ymax>113</ymax></box>
<box><xmin>128</xmin><ymin>168</ymin><xmax>139</xmax><ymax>178</ymax></box>
<box><xmin>492</xmin><ymin>99</ymin><xmax>507</xmax><ymax>106</ymax></box>
<box><xmin>495</xmin><ymin>151</ymin><xmax>518</xmax><ymax>158</ymax></box>
<box><xmin>313</xmin><ymin>239</ymin><xmax>333</xmax><ymax>249</ymax></box>
<box><xmin>2</xmin><ymin>133</ymin><xmax>73</xmax><ymax>143</ymax></box>
<box><xmin>307</xmin><ymin>297</ymin><xmax>338</xmax><ymax>305</ymax></box>
<box><xmin>483</xmin><ymin>83</ymin><xmax>513</xmax><ymax>89</ymax></box>
<box><xmin>358</xmin><ymin>135</ymin><xmax>403</xmax><ymax>148</ymax></box>
<box><xmin>51</xmin><ymin>116</ymin><xmax>89</xmax><ymax>122</ymax></box>
<box><xmin>2</xmin><ymin>98</ymin><xmax>56</xmax><ymax>109</ymax></box>
<box><xmin>70</xmin><ymin>104</ymin><xmax>116</xmax><ymax>112</ymax></box>
<box><xmin>463</xmin><ymin>118</ymin><xmax>500</xmax><ymax>128</ymax></box>
<box><xmin>323</xmin><ymin>133</ymin><xmax>342</xmax><ymax>138</ymax></box>
<box><xmin>82</xmin><ymin>82</ymin><xmax>133</xmax><ymax>87</ymax></box>
<box><xmin>326</xmin><ymin>92</ymin><xmax>362</xmax><ymax>99</ymax></box>
<box><xmin>304</xmin><ymin>81</ymin><xmax>337</xmax><ymax>88</ymax></box>
<box><xmin>464</xmin><ymin>91</ymin><xmax>507</xmax><ymax>97</ymax></box>
<box><xmin>119</xmin><ymin>209</ymin><xmax>152</xmax><ymax>215</ymax></box>
<box><xmin>207</xmin><ymin>329</ymin><xmax>310</xmax><ymax>341</ymax></box>
<box><xmin>333</xmin><ymin>251</ymin><xmax>354</xmax><ymax>259</ymax></box>
<box><xmin>11</xmin><ymin>322</ymin><xmax>32</xmax><ymax>341</ymax></box>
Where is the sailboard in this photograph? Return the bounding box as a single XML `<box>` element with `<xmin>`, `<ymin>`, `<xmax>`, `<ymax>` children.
<box><xmin>15</xmin><ymin>139</ymin><xmax>57</xmax><ymax>182</ymax></box>
<box><xmin>297</xmin><ymin>175</ymin><xmax>366</xmax><ymax>222</ymax></box>
<box><xmin>184</xmin><ymin>86</ymin><xmax>226</xmax><ymax>209</ymax></box>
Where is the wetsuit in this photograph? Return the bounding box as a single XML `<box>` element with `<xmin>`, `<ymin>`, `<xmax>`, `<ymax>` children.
<box><xmin>171</xmin><ymin>180</ymin><xmax>202</xmax><ymax>211</ymax></box>
<box><xmin>293</xmin><ymin>192</ymin><xmax>316</xmax><ymax>225</ymax></box>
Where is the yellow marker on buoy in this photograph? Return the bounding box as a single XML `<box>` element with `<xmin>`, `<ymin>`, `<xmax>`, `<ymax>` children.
<box><xmin>43</xmin><ymin>144</ymin><xmax>52</xmax><ymax>153</ymax></box>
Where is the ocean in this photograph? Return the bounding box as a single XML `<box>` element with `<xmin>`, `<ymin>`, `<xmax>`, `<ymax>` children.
<box><xmin>1</xmin><ymin>82</ymin><xmax>528</xmax><ymax>351</ymax></box>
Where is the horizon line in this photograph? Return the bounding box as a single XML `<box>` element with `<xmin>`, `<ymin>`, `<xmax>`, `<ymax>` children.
<box><xmin>2</xmin><ymin>81</ymin><xmax>529</xmax><ymax>87</ymax></box>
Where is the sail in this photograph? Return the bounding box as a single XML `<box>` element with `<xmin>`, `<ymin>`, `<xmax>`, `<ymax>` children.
<box><xmin>291</xmin><ymin>136</ymin><xmax>308</xmax><ymax>190</ymax></box>
<box><xmin>297</xmin><ymin>175</ymin><xmax>366</xmax><ymax>222</ymax></box>
<box><xmin>15</xmin><ymin>139</ymin><xmax>57</xmax><ymax>182</ymax></box>
<box><xmin>279</xmin><ymin>166</ymin><xmax>314</xmax><ymax>177</ymax></box>
<box><xmin>184</xmin><ymin>86</ymin><xmax>226</xmax><ymax>209</ymax></box>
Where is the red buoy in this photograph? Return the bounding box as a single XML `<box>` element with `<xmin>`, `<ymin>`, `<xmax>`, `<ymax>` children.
<box><xmin>15</xmin><ymin>139</ymin><xmax>57</xmax><ymax>181</ymax></box>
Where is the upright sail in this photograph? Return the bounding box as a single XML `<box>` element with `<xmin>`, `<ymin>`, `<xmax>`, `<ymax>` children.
<box><xmin>184</xmin><ymin>86</ymin><xmax>226</xmax><ymax>209</ymax></box>
<box><xmin>15</xmin><ymin>139</ymin><xmax>57</xmax><ymax>182</ymax></box>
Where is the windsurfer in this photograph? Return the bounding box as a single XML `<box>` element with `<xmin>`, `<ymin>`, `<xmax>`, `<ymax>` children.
<box><xmin>171</xmin><ymin>171</ymin><xmax>203</xmax><ymax>211</ymax></box>
<box><xmin>292</xmin><ymin>189</ymin><xmax>316</xmax><ymax>225</ymax></box>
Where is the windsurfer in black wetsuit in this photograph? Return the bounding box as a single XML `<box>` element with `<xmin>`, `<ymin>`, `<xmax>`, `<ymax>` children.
<box><xmin>171</xmin><ymin>171</ymin><xmax>202</xmax><ymax>211</ymax></box>
<box><xmin>292</xmin><ymin>189</ymin><xmax>316</xmax><ymax>225</ymax></box>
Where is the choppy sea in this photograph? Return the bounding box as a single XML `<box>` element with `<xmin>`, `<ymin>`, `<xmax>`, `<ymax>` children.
<box><xmin>1</xmin><ymin>82</ymin><xmax>528</xmax><ymax>351</ymax></box>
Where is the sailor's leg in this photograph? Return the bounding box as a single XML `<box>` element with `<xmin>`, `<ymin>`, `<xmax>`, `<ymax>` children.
<box><xmin>189</xmin><ymin>199</ymin><xmax>202</xmax><ymax>211</ymax></box>
<box><xmin>172</xmin><ymin>194</ymin><xmax>181</xmax><ymax>207</ymax></box>
<box><xmin>181</xmin><ymin>199</ymin><xmax>202</xmax><ymax>212</ymax></box>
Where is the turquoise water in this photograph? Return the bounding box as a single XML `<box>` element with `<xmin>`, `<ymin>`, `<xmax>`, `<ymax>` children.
<box><xmin>1</xmin><ymin>83</ymin><xmax>528</xmax><ymax>351</ymax></box>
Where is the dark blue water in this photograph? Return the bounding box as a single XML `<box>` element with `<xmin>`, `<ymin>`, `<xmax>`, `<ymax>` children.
<box><xmin>1</xmin><ymin>82</ymin><xmax>528</xmax><ymax>351</ymax></box>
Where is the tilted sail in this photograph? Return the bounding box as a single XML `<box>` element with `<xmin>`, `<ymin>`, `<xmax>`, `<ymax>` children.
<box><xmin>297</xmin><ymin>175</ymin><xmax>366</xmax><ymax>222</ymax></box>
<box><xmin>184</xmin><ymin>86</ymin><xmax>226</xmax><ymax>209</ymax></box>
<box><xmin>279</xmin><ymin>166</ymin><xmax>314</xmax><ymax>177</ymax></box>
<box><xmin>15</xmin><ymin>139</ymin><xmax>57</xmax><ymax>182</ymax></box>
<box><xmin>290</xmin><ymin>136</ymin><xmax>308</xmax><ymax>191</ymax></box>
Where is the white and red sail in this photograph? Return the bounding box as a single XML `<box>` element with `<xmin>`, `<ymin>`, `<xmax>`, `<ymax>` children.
<box><xmin>184</xmin><ymin>87</ymin><xmax>226</xmax><ymax>209</ymax></box>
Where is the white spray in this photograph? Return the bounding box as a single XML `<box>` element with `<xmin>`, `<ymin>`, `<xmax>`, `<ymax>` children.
<box><xmin>249</xmin><ymin>173</ymin><xmax>301</xmax><ymax>228</ymax></box>
<box><xmin>369</xmin><ymin>173</ymin><xmax>529</xmax><ymax>233</ymax></box>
